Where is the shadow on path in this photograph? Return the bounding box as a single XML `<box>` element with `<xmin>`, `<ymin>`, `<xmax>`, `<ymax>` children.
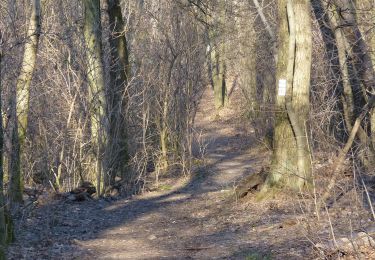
<box><xmin>7</xmin><ymin>87</ymin><xmax>313</xmax><ymax>260</ymax></box>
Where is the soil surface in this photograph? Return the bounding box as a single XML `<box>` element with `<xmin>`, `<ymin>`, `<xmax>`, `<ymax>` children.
<box><xmin>7</xmin><ymin>86</ymin><xmax>337</xmax><ymax>259</ymax></box>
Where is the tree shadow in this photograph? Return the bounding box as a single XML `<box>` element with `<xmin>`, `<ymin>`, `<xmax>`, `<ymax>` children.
<box><xmin>7</xmin><ymin>133</ymin><xmax>269</xmax><ymax>259</ymax></box>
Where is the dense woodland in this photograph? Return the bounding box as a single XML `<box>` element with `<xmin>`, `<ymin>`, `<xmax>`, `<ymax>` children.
<box><xmin>0</xmin><ymin>0</ymin><xmax>375</xmax><ymax>259</ymax></box>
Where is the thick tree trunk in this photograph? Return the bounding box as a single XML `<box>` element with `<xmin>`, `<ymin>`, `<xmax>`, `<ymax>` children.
<box><xmin>287</xmin><ymin>0</ymin><xmax>313</xmax><ymax>187</ymax></box>
<box><xmin>106</xmin><ymin>0</ymin><xmax>130</xmax><ymax>188</ymax></box>
<box><xmin>83</xmin><ymin>0</ymin><xmax>108</xmax><ymax>196</ymax></box>
<box><xmin>9</xmin><ymin>0</ymin><xmax>41</xmax><ymax>203</ymax></box>
<box><xmin>264</xmin><ymin>0</ymin><xmax>296</xmax><ymax>188</ymax></box>
<box><xmin>263</xmin><ymin>0</ymin><xmax>312</xmax><ymax>192</ymax></box>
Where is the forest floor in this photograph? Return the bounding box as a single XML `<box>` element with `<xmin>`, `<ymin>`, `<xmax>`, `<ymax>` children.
<box><xmin>7</xmin><ymin>85</ymin><xmax>375</xmax><ymax>259</ymax></box>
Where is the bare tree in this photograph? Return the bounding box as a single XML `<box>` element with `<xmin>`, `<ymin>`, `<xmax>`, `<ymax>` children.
<box><xmin>83</xmin><ymin>0</ymin><xmax>108</xmax><ymax>196</ymax></box>
<box><xmin>262</xmin><ymin>0</ymin><xmax>312</xmax><ymax>192</ymax></box>
<box><xmin>105</xmin><ymin>0</ymin><xmax>130</xmax><ymax>189</ymax></box>
<box><xmin>209</xmin><ymin>0</ymin><xmax>227</xmax><ymax>109</ymax></box>
<box><xmin>8</xmin><ymin>0</ymin><xmax>41</xmax><ymax>203</ymax></box>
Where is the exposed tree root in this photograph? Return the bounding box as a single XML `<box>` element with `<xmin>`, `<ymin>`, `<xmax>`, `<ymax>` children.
<box><xmin>235</xmin><ymin>168</ymin><xmax>267</xmax><ymax>199</ymax></box>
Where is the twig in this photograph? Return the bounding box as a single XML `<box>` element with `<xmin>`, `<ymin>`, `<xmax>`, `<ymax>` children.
<box><xmin>325</xmin><ymin>204</ymin><xmax>338</xmax><ymax>248</ymax></box>
<box><xmin>361</xmin><ymin>177</ymin><xmax>375</xmax><ymax>221</ymax></box>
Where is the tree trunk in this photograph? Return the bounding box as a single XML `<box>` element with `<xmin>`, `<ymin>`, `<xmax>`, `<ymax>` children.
<box><xmin>83</xmin><ymin>0</ymin><xmax>108</xmax><ymax>196</ymax></box>
<box><xmin>326</xmin><ymin>6</ymin><xmax>354</xmax><ymax>131</ymax></box>
<box><xmin>239</xmin><ymin>25</ymin><xmax>258</xmax><ymax>116</ymax></box>
<box><xmin>213</xmin><ymin>48</ymin><xmax>226</xmax><ymax>109</ymax></box>
<box><xmin>0</xmin><ymin>38</ymin><xmax>6</xmax><ymax>260</ymax></box>
<box><xmin>287</xmin><ymin>0</ymin><xmax>313</xmax><ymax>187</ymax></box>
<box><xmin>367</xmin><ymin>1</ymin><xmax>375</xmax><ymax>156</ymax></box>
<box><xmin>333</xmin><ymin>0</ymin><xmax>375</xmax><ymax>93</ymax></box>
<box><xmin>332</xmin><ymin>0</ymin><xmax>375</xmax><ymax>168</ymax></box>
<box><xmin>264</xmin><ymin>0</ymin><xmax>296</xmax><ymax>188</ymax></box>
<box><xmin>263</xmin><ymin>0</ymin><xmax>312</xmax><ymax>192</ymax></box>
<box><xmin>158</xmin><ymin>56</ymin><xmax>177</xmax><ymax>172</ymax></box>
<box><xmin>9</xmin><ymin>0</ymin><xmax>41</xmax><ymax>203</ymax></box>
<box><xmin>212</xmin><ymin>0</ymin><xmax>226</xmax><ymax>110</ymax></box>
<box><xmin>250</xmin><ymin>0</ymin><xmax>276</xmax><ymax>41</ymax></box>
<box><xmin>314</xmin><ymin>0</ymin><xmax>375</xmax><ymax>168</ymax></box>
<box><xmin>106</xmin><ymin>0</ymin><xmax>130</xmax><ymax>189</ymax></box>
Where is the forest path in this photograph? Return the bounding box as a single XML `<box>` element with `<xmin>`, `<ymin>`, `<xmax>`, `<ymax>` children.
<box><xmin>9</xmin><ymin>85</ymin><xmax>310</xmax><ymax>259</ymax></box>
<box><xmin>73</xmin><ymin>86</ymin><xmax>264</xmax><ymax>259</ymax></box>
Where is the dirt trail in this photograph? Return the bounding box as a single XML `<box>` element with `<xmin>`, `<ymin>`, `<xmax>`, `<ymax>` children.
<box><xmin>8</xmin><ymin>86</ymin><xmax>312</xmax><ymax>259</ymax></box>
<box><xmin>76</xmin><ymin>87</ymin><xmax>263</xmax><ymax>259</ymax></box>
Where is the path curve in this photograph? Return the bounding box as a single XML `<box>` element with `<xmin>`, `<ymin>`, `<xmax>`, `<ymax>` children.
<box><xmin>9</xmin><ymin>86</ymin><xmax>310</xmax><ymax>260</ymax></box>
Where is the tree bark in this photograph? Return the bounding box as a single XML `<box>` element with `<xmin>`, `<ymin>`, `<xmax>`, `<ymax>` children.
<box><xmin>212</xmin><ymin>0</ymin><xmax>226</xmax><ymax>110</ymax></box>
<box><xmin>83</xmin><ymin>0</ymin><xmax>108</xmax><ymax>196</ymax></box>
<box><xmin>264</xmin><ymin>0</ymin><xmax>296</xmax><ymax>188</ymax></box>
<box><xmin>332</xmin><ymin>0</ymin><xmax>375</xmax><ymax>167</ymax></box>
<box><xmin>333</xmin><ymin>0</ymin><xmax>375</xmax><ymax>93</ymax></box>
<box><xmin>239</xmin><ymin>24</ymin><xmax>257</xmax><ymax>115</ymax></box>
<box><xmin>106</xmin><ymin>0</ymin><xmax>130</xmax><ymax>189</ymax></box>
<box><xmin>263</xmin><ymin>0</ymin><xmax>312</xmax><ymax>192</ymax></box>
<box><xmin>213</xmin><ymin>47</ymin><xmax>226</xmax><ymax>109</ymax></box>
<box><xmin>287</xmin><ymin>0</ymin><xmax>313</xmax><ymax>187</ymax></box>
<box><xmin>367</xmin><ymin>0</ymin><xmax>375</xmax><ymax>157</ymax></box>
<box><xmin>9</xmin><ymin>0</ymin><xmax>41</xmax><ymax>203</ymax></box>
<box><xmin>321</xmin><ymin>4</ymin><xmax>354</xmax><ymax>131</ymax></box>
<box><xmin>0</xmin><ymin>35</ymin><xmax>6</xmax><ymax>260</ymax></box>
